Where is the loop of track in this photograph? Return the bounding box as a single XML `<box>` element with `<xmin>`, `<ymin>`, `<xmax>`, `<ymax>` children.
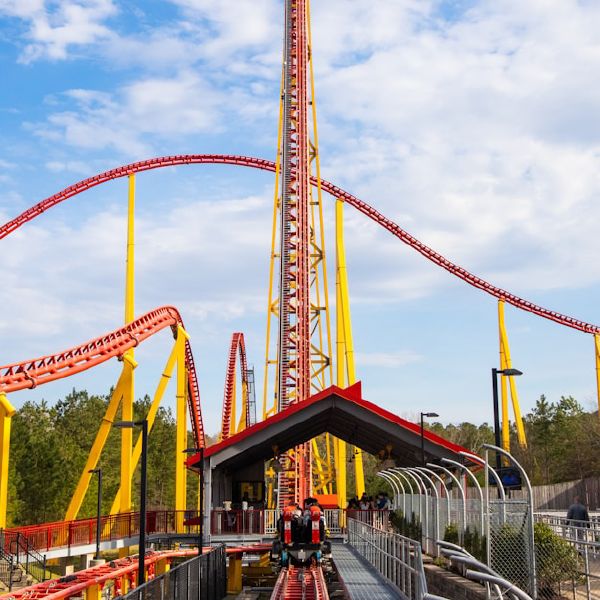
<box><xmin>1</xmin><ymin>154</ymin><xmax>597</xmax><ymax>335</ymax></box>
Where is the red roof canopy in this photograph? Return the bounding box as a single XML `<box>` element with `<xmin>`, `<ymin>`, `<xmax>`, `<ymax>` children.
<box><xmin>187</xmin><ymin>382</ymin><xmax>477</xmax><ymax>472</ymax></box>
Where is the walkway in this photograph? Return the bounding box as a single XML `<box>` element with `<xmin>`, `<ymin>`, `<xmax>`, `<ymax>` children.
<box><xmin>332</xmin><ymin>543</ymin><xmax>401</xmax><ymax>600</ymax></box>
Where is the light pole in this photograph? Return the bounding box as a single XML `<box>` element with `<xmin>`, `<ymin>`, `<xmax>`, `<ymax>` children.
<box><xmin>184</xmin><ymin>447</ymin><xmax>205</xmax><ymax>557</ymax></box>
<box><xmin>491</xmin><ymin>368</ymin><xmax>522</xmax><ymax>473</ymax></box>
<box><xmin>114</xmin><ymin>420</ymin><xmax>148</xmax><ymax>586</ymax></box>
<box><xmin>420</xmin><ymin>412</ymin><xmax>439</xmax><ymax>466</ymax></box>
<box><xmin>88</xmin><ymin>468</ymin><xmax>102</xmax><ymax>561</ymax></box>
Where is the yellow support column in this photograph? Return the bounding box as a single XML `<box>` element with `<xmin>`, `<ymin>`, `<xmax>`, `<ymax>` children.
<box><xmin>84</xmin><ymin>583</ymin><xmax>101</xmax><ymax>600</ymax></box>
<box><xmin>335</xmin><ymin>199</ymin><xmax>364</xmax><ymax>499</ymax></box>
<box><xmin>227</xmin><ymin>553</ymin><xmax>243</xmax><ymax>594</ymax></box>
<box><xmin>335</xmin><ymin>204</ymin><xmax>347</xmax><ymax>510</ymax></box>
<box><xmin>175</xmin><ymin>328</ymin><xmax>189</xmax><ymax>533</ymax></box>
<box><xmin>119</xmin><ymin>174</ymin><xmax>136</xmax><ymax>558</ymax></box>
<box><xmin>0</xmin><ymin>393</ymin><xmax>16</xmax><ymax>529</ymax></box>
<box><xmin>595</xmin><ymin>334</ymin><xmax>600</xmax><ymax>413</ymax></box>
<box><xmin>156</xmin><ymin>557</ymin><xmax>170</xmax><ymax>575</ymax></box>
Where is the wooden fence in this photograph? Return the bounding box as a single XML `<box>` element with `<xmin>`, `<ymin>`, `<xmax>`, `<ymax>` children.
<box><xmin>504</xmin><ymin>476</ymin><xmax>600</xmax><ymax>511</ymax></box>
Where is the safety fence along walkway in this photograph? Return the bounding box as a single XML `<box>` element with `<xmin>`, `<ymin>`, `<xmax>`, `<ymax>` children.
<box><xmin>346</xmin><ymin>518</ymin><xmax>446</xmax><ymax>600</ymax></box>
<box><xmin>120</xmin><ymin>546</ymin><xmax>226</xmax><ymax>600</ymax></box>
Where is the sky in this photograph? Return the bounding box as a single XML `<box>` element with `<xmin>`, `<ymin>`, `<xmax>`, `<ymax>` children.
<box><xmin>2</xmin><ymin>0</ymin><xmax>600</xmax><ymax>441</ymax></box>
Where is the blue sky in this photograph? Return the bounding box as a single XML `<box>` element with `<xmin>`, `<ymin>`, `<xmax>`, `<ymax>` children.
<box><xmin>2</xmin><ymin>0</ymin><xmax>600</xmax><ymax>439</ymax></box>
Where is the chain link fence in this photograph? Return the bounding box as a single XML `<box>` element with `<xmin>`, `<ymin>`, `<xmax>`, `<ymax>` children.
<box><xmin>488</xmin><ymin>498</ymin><xmax>535</xmax><ymax>596</ymax></box>
<box><xmin>535</xmin><ymin>514</ymin><xmax>600</xmax><ymax>599</ymax></box>
<box><xmin>117</xmin><ymin>545</ymin><xmax>226</xmax><ymax>600</ymax></box>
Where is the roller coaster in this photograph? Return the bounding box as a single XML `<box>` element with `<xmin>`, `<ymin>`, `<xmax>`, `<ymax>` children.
<box><xmin>2</xmin><ymin>0</ymin><xmax>600</xmax><ymax>598</ymax></box>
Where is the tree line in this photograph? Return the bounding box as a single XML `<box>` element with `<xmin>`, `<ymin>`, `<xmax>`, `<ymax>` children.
<box><xmin>5</xmin><ymin>389</ymin><xmax>217</xmax><ymax>527</ymax></box>
<box><xmin>5</xmin><ymin>389</ymin><xmax>597</xmax><ymax>527</ymax></box>
<box><xmin>428</xmin><ymin>394</ymin><xmax>600</xmax><ymax>486</ymax></box>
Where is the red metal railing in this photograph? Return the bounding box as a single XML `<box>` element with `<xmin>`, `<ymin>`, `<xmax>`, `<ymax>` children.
<box><xmin>1</xmin><ymin>510</ymin><xmax>201</xmax><ymax>554</ymax></box>
<box><xmin>210</xmin><ymin>510</ymin><xmax>264</xmax><ymax>536</ymax></box>
<box><xmin>1</xmin><ymin>508</ymin><xmax>392</xmax><ymax>555</ymax></box>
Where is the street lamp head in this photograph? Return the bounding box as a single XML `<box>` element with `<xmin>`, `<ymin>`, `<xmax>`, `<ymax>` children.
<box><xmin>88</xmin><ymin>469</ymin><xmax>101</xmax><ymax>474</ymax></box>
<box><xmin>421</xmin><ymin>412</ymin><xmax>439</xmax><ymax>418</ymax></box>
<box><xmin>497</xmin><ymin>368</ymin><xmax>523</xmax><ymax>377</ymax></box>
<box><xmin>113</xmin><ymin>420</ymin><xmax>145</xmax><ymax>429</ymax></box>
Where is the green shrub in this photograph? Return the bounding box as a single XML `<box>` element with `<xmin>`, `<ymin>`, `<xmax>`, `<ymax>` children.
<box><xmin>464</xmin><ymin>526</ymin><xmax>487</xmax><ymax>563</ymax></box>
<box><xmin>535</xmin><ymin>521</ymin><xmax>582</xmax><ymax>596</ymax></box>
<box><xmin>444</xmin><ymin>522</ymin><xmax>459</xmax><ymax>545</ymax></box>
<box><xmin>390</xmin><ymin>510</ymin><xmax>421</xmax><ymax>542</ymax></box>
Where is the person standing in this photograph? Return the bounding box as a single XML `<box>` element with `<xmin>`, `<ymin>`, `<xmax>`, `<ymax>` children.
<box><xmin>567</xmin><ymin>496</ymin><xmax>590</xmax><ymax>543</ymax></box>
<box><xmin>377</xmin><ymin>491</ymin><xmax>391</xmax><ymax>510</ymax></box>
<box><xmin>567</xmin><ymin>496</ymin><xmax>590</xmax><ymax>527</ymax></box>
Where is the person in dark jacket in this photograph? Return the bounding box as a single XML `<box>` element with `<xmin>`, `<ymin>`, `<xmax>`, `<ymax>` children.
<box><xmin>567</xmin><ymin>496</ymin><xmax>590</xmax><ymax>527</ymax></box>
<box><xmin>567</xmin><ymin>496</ymin><xmax>590</xmax><ymax>543</ymax></box>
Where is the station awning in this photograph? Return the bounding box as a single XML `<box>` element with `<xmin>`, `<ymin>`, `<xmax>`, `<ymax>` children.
<box><xmin>186</xmin><ymin>382</ymin><xmax>477</xmax><ymax>472</ymax></box>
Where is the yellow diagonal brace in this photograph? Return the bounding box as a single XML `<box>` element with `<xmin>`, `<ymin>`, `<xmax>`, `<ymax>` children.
<box><xmin>0</xmin><ymin>393</ymin><xmax>16</xmax><ymax>529</ymax></box>
<box><xmin>109</xmin><ymin>328</ymin><xmax>186</xmax><ymax>516</ymax></box>
<box><xmin>311</xmin><ymin>438</ymin><xmax>330</xmax><ymax>494</ymax></box>
<box><xmin>65</xmin><ymin>370</ymin><xmax>130</xmax><ymax>522</ymax></box>
<box><xmin>498</xmin><ymin>300</ymin><xmax>527</xmax><ymax>448</ymax></box>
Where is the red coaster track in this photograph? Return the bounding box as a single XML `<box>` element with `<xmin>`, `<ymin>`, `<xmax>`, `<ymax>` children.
<box><xmin>220</xmin><ymin>332</ymin><xmax>249</xmax><ymax>440</ymax></box>
<box><xmin>270</xmin><ymin>565</ymin><xmax>329</xmax><ymax>600</ymax></box>
<box><xmin>0</xmin><ymin>305</ymin><xmax>205</xmax><ymax>448</ymax></box>
<box><xmin>1</xmin><ymin>154</ymin><xmax>597</xmax><ymax>336</ymax></box>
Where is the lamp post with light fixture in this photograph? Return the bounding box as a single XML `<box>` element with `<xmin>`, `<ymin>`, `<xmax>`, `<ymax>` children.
<box><xmin>492</xmin><ymin>368</ymin><xmax>523</xmax><ymax>473</ymax></box>
<box><xmin>184</xmin><ymin>447</ymin><xmax>205</xmax><ymax>557</ymax></box>
<box><xmin>88</xmin><ymin>468</ymin><xmax>102</xmax><ymax>561</ymax></box>
<box><xmin>113</xmin><ymin>420</ymin><xmax>148</xmax><ymax>586</ymax></box>
<box><xmin>420</xmin><ymin>412</ymin><xmax>439</xmax><ymax>466</ymax></box>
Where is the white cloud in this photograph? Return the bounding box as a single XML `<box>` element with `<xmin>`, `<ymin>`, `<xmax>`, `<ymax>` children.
<box><xmin>0</xmin><ymin>0</ymin><xmax>118</xmax><ymax>63</ymax></box>
<box><xmin>29</xmin><ymin>71</ymin><xmax>224</xmax><ymax>156</ymax></box>
<box><xmin>172</xmin><ymin>0</ymin><xmax>281</xmax><ymax>60</ymax></box>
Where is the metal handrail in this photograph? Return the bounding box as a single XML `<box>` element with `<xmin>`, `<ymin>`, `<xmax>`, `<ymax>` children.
<box><xmin>347</xmin><ymin>517</ymin><xmax>449</xmax><ymax>600</ymax></box>
<box><xmin>10</xmin><ymin>532</ymin><xmax>47</xmax><ymax>583</ymax></box>
<box><xmin>0</xmin><ymin>542</ymin><xmax>16</xmax><ymax>590</ymax></box>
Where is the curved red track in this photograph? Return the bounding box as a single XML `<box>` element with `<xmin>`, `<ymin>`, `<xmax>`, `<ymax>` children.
<box><xmin>1</xmin><ymin>154</ymin><xmax>597</xmax><ymax>335</ymax></box>
<box><xmin>220</xmin><ymin>332</ymin><xmax>249</xmax><ymax>440</ymax></box>
<box><xmin>0</xmin><ymin>306</ymin><xmax>205</xmax><ymax>448</ymax></box>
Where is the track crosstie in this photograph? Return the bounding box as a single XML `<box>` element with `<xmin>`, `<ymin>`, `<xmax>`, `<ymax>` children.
<box><xmin>270</xmin><ymin>565</ymin><xmax>329</xmax><ymax>600</ymax></box>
